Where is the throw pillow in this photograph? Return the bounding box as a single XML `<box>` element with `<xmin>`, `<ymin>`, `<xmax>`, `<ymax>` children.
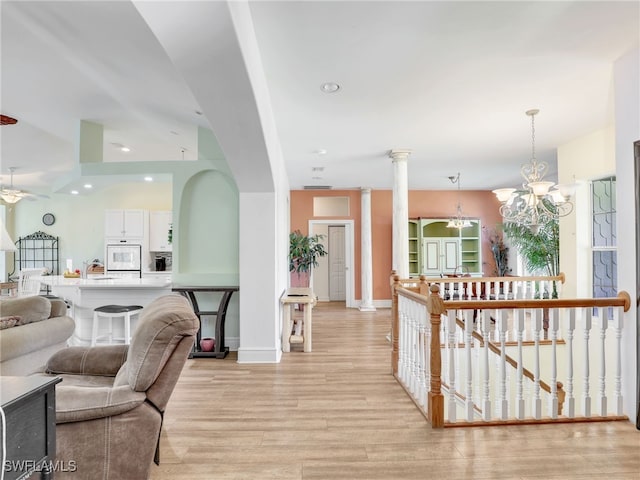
<box><xmin>0</xmin><ymin>315</ymin><xmax>21</xmax><ymax>329</ymax></box>
<box><xmin>0</xmin><ymin>296</ymin><xmax>51</xmax><ymax>324</ymax></box>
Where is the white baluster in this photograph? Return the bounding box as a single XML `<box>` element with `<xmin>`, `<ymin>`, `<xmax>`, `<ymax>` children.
<box><xmin>515</xmin><ymin>281</ymin><xmax>523</xmax><ymax>300</ymax></box>
<box><xmin>447</xmin><ymin>310</ymin><xmax>457</xmax><ymax>422</ymax></box>
<box><xmin>404</xmin><ymin>299</ymin><xmax>411</xmax><ymax>387</ymax></box>
<box><xmin>598</xmin><ymin>308</ymin><xmax>608</xmax><ymax>416</ymax></box>
<box><xmin>407</xmin><ymin>300</ymin><xmax>414</xmax><ymax>390</ymax></box>
<box><xmin>409</xmin><ymin>301</ymin><xmax>418</xmax><ymax>398</ymax></box>
<box><xmin>532</xmin><ymin>308</ymin><xmax>542</xmax><ymax>419</ymax></box>
<box><xmin>400</xmin><ymin>297</ymin><xmax>408</xmax><ymax>385</ymax></box>
<box><xmin>418</xmin><ymin>304</ymin><xmax>427</xmax><ymax>408</ymax></box>
<box><xmin>425</xmin><ymin>307</ymin><xmax>432</xmax><ymax>396</ymax></box>
<box><xmin>549</xmin><ymin>308</ymin><xmax>559</xmax><ymax>418</ymax></box>
<box><xmin>482</xmin><ymin>310</ymin><xmax>491</xmax><ymax>421</ymax></box>
<box><xmin>397</xmin><ymin>297</ymin><xmax>404</xmax><ymax>383</ymax></box>
<box><xmin>566</xmin><ymin>308</ymin><xmax>576</xmax><ymax>418</ymax></box>
<box><xmin>583</xmin><ymin>308</ymin><xmax>592</xmax><ymax>417</ymax></box>
<box><xmin>498</xmin><ymin>309</ymin><xmax>509</xmax><ymax>420</ymax></box>
<box><xmin>614</xmin><ymin>306</ymin><xmax>623</xmax><ymax>416</ymax></box>
<box><xmin>464</xmin><ymin>308</ymin><xmax>474</xmax><ymax>421</ymax></box>
<box><xmin>515</xmin><ymin>308</ymin><xmax>525</xmax><ymax>419</ymax></box>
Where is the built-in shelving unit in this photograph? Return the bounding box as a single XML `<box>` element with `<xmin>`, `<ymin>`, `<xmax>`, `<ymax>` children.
<box><xmin>408</xmin><ymin>218</ymin><xmax>482</xmax><ymax>276</ymax></box>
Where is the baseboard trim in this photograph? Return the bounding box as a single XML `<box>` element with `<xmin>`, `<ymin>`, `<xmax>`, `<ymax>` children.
<box><xmin>237</xmin><ymin>347</ymin><xmax>282</xmax><ymax>363</ymax></box>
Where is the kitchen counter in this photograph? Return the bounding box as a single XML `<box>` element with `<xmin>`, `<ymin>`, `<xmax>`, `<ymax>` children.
<box><xmin>38</xmin><ymin>275</ymin><xmax>174</xmax><ymax>346</ymax></box>
<box><xmin>39</xmin><ymin>275</ymin><xmax>172</xmax><ymax>289</ymax></box>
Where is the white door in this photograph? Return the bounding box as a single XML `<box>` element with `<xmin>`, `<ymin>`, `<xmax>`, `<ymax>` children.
<box><xmin>328</xmin><ymin>225</ymin><xmax>346</xmax><ymax>301</ymax></box>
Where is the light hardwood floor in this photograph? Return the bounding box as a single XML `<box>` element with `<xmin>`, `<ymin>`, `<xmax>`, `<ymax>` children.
<box><xmin>150</xmin><ymin>302</ymin><xmax>640</xmax><ymax>480</ymax></box>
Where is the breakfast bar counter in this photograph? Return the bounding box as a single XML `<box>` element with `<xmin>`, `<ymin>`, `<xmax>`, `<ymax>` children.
<box><xmin>38</xmin><ymin>275</ymin><xmax>173</xmax><ymax>346</ymax></box>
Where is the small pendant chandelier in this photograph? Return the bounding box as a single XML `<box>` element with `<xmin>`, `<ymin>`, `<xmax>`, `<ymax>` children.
<box><xmin>492</xmin><ymin>109</ymin><xmax>575</xmax><ymax>233</ymax></box>
<box><xmin>447</xmin><ymin>172</ymin><xmax>472</xmax><ymax>229</ymax></box>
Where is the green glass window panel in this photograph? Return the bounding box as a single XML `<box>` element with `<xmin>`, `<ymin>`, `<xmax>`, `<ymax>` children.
<box><xmin>592</xmin><ymin>251</ymin><xmax>617</xmax><ymax>298</ymax></box>
<box><xmin>591</xmin><ymin>178</ymin><xmax>616</xmax><ymax>247</ymax></box>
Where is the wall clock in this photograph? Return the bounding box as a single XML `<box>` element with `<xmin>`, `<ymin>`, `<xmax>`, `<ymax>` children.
<box><xmin>42</xmin><ymin>213</ymin><xmax>55</xmax><ymax>226</ymax></box>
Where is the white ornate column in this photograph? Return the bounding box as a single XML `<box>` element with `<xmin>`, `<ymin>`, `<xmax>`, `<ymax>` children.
<box><xmin>389</xmin><ymin>149</ymin><xmax>411</xmax><ymax>278</ymax></box>
<box><xmin>359</xmin><ymin>187</ymin><xmax>376</xmax><ymax>311</ymax></box>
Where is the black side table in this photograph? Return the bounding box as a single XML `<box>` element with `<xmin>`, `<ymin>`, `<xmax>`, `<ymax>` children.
<box><xmin>1</xmin><ymin>376</ymin><xmax>62</xmax><ymax>480</ymax></box>
<box><xmin>172</xmin><ymin>286</ymin><xmax>238</xmax><ymax>359</ymax></box>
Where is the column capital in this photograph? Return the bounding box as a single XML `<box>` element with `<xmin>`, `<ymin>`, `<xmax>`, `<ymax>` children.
<box><xmin>389</xmin><ymin>149</ymin><xmax>412</xmax><ymax>162</ymax></box>
<box><xmin>360</xmin><ymin>187</ymin><xmax>372</xmax><ymax>193</ymax></box>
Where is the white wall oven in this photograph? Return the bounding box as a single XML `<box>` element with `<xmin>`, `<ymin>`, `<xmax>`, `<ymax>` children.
<box><xmin>105</xmin><ymin>244</ymin><xmax>142</xmax><ymax>278</ymax></box>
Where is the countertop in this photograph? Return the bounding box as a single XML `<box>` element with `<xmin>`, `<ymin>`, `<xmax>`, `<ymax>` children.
<box><xmin>38</xmin><ymin>275</ymin><xmax>173</xmax><ymax>289</ymax></box>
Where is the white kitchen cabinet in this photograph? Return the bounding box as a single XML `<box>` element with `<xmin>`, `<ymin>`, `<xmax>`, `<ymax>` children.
<box><xmin>105</xmin><ymin>209</ymin><xmax>145</xmax><ymax>240</ymax></box>
<box><xmin>149</xmin><ymin>211</ymin><xmax>172</xmax><ymax>252</ymax></box>
<box><xmin>422</xmin><ymin>237</ymin><xmax>461</xmax><ymax>276</ymax></box>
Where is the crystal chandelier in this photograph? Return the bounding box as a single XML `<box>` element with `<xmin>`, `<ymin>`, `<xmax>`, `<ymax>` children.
<box><xmin>447</xmin><ymin>172</ymin><xmax>472</xmax><ymax>229</ymax></box>
<box><xmin>492</xmin><ymin>109</ymin><xmax>574</xmax><ymax>233</ymax></box>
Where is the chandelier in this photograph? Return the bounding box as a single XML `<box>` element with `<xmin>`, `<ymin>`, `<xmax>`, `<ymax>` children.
<box><xmin>492</xmin><ymin>109</ymin><xmax>574</xmax><ymax>233</ymax></box>
<box><xmin>447</xmin><ymin>172</ymin><xmax>472</xmax><ymax>229</ymax></box>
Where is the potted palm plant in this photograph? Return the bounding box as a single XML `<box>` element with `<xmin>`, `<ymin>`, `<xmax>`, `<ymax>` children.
<box><xmin>502</xmin><ymin>217</ymin><xmax>559</xmax><ymax>335</ymax></box>
<box><xmin>289</xmin><ymin>230</ymin><xmax>327</xmax><ymax>288</ymax></box>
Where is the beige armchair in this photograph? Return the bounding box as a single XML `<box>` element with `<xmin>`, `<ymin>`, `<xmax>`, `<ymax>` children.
<box><xmin>44</xmin><ymin>294</ymin><xmax>199</xmax><ymax>479</ymax></box>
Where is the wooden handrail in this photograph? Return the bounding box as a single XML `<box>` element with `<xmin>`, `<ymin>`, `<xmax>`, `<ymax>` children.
<box><xmin>392</xmin><ymin>284</ymin><xmax>631</xmax><ymax>423</ymax></box>
<box><xmin>390</xmin><ymin>270</ymin><xmax>566</xmax><ymax>285</ymax></box>
<box><xmin>444</xmin><ymin>291</ymin><xmax>631</xmax><ymax>312</ymax></box>
<box><xmin>454</xmin><ymin>318</ymin><xmax>565</xmax><ymax>416</ymax></box>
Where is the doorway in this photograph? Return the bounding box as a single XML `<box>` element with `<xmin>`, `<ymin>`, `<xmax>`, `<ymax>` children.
<box><xmin>309</xmin><ymin>220</ymin><xmax>355</xmax><ymax>308</ymax></box>
<box><xmin>328</xmin><ymin>225</ymin><xmax>346</xmax><ymax>301</ymax></box>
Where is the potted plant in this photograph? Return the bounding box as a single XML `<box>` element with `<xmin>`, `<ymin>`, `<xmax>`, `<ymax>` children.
<box><xmin>502</xmin><ymin>220</ymin><xmax>558</xmax><ymax>276</ymax></box>
<box><xmin>289</xmin><ymin>230</ymin><xmax>327</xmax><ymax>287</ymax></box>
<box><xmin>502</xmin><ymin>218</ymin><xmax>560</xmax><ymax>335</ymax></box>
<box><xmin>484</xmin><ymin>227</ymin><xmax>511</xmax><ymax>277</ymax></box>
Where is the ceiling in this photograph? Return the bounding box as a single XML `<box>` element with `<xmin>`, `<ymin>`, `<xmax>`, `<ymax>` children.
<box><xmin>1</xmin><ymin>1</ymin><xmax>638</xmax><ymax>197</ymax></box>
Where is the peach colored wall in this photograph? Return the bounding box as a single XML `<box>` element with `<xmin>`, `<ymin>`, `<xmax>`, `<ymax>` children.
<box><xmin>291</xmin><ymin>189</ymin><xmax>504</xmax><ymax>301</ymax></box>
<box><xmin>290</xmin><ymin>190</ymin><xmax>362</xmax><ymax>299</ymax></box>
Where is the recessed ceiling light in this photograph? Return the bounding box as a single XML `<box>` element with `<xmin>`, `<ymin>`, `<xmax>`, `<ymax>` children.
<box><xmin>83</xmin><ymin>184</ymin><xmax>92</xmax><ymax>189</ymax></box>
<box><xmin>144</xmin><ymin>176</ymin><xmax>153</xmax><ymax>182</ymax></box>
<box><xmin>320</xmin><ymin>82</ymin><xmax>340</xmax><ymax>93</ymax></box>
<box><xmin>315</xmin><ymin>149</ymin><xmax>327</xmax><ymax>155</ymax></box>
<box><xmin>121</xmin><ymin>146</ymin><xmax>131</xmax><ymax>152</ymax></box>
<box><xmin>195</xmin><ymin>110</ymin><xmax>203</xmax><ymax>115</ymax></box>
<box><xmin>170</xmin><ymin>131</ymin><xmax>179</xmax><ymax>135</ymax></box>
<box><xmin>70</xmin><ymin>190</ymin><xmax>79</xmax><ymax>195</ymax></box>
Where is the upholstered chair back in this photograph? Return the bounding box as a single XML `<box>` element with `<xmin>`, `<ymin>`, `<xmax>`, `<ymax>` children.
<box><xmin>113</xmin><ymin>294</ymin><xmax>198</xmax><ymax>410</ymax></box>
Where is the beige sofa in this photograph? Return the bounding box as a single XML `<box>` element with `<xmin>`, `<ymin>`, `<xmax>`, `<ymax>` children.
<box><xmin>0</xmin><ymin>295</ymin><xmax>75</xmax><ymax>375</ymax></box>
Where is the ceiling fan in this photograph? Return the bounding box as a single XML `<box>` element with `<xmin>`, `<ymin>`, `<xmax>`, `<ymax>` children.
<box><xmin>0</xmin><ymin>167</ymin><xmax>38</xmax><ymax>204</ymax></box>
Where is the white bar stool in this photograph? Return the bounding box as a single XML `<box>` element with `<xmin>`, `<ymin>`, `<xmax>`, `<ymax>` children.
<box><xmin>91</xmin><ymin>305</ymin><xmax>143</xmax><ymax>346</ymax></box>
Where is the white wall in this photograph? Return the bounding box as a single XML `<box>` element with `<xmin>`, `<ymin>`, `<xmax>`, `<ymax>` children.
<box><xmin>613</xmin><ymin>47</ymin><xmax>639</xmax><ymax>421</ymax></box>
<box><xmin>558</xmin><ymin>126</ymin><xmax>616</xmax><ymax>298</ymax></box>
